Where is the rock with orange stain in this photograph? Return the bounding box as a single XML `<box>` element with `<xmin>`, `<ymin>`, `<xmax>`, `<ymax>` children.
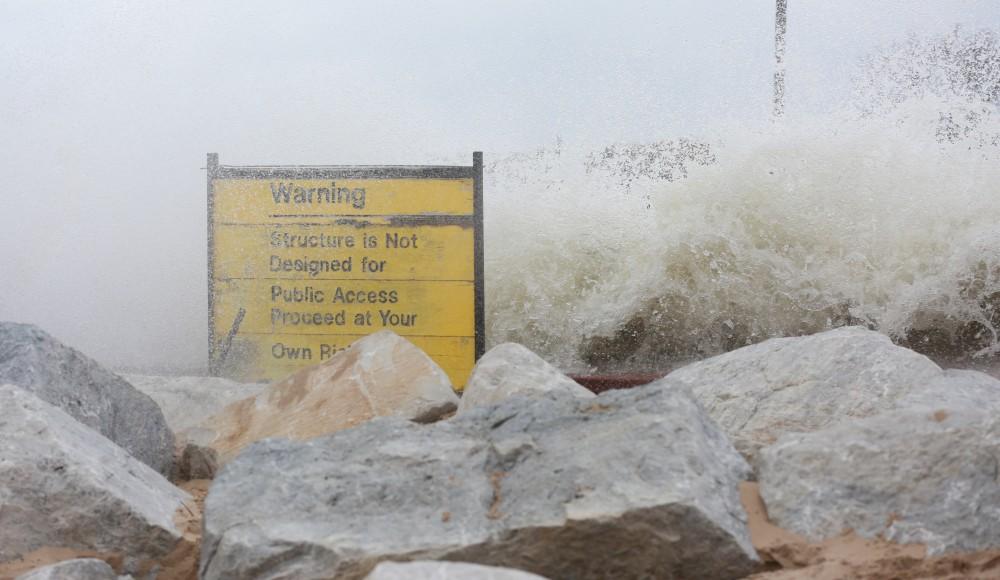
<box><xmin>122</xmin><ymin>373</ymin><xmax>266</xmax><ymax>434</ymax></box>
<box><xmin>189</xmin><ymin>331</ymin><xmax>458</xmax><ymax>464</ymax></box>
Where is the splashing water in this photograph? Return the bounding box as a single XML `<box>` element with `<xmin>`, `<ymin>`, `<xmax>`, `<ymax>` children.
<box><xmin>484</xmin><ymin>97</ymin><xmax>1000</xmax><ymax>372</ymax></box>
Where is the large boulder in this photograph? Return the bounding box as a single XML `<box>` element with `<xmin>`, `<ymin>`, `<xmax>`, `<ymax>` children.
<box><xmin>758</xmin><ymin>407</ymin><xmax>1000</xmax><ymax>555</ymax></box>
<box><xmin>660</xmin><ymin>327</ymin><xmax>948</xmax><ymax>465</ymax></box>
<box><xmin>122</xmin><ymin>374</ymin><xmax>266</xmax><ymax>433</ymax></box>
<box><xmin>0</xmin><ymin>384</ymin><xmax>190</xmax><ymax>573</ymax></box>
<box><xmin>15</xmin><ymin>559</ymin><xmax>127</xmax><ymax>580</ymax></box>
<box><xmin>201</xmin><ymin>384</ymin><xmax>757</xmax><ymax>580</ymax></box>
<box><xmin>901</xmin><ymin>368</ymin><xmax>1000</xmax><ymax>411</ymax></box>
<box><xmin>193</xmin><ymin>330</ymin><xmax>459</xmax><ymax>463</ymax></box>
<box><xmin>0</xmin><ymin>322</ymin><xmax>173</xmax><ymax>475</ymax></box>
<box><xmin>457</xmin><ymin>343</ymin><xmax>593</xmax><ymax>415</ymax></box>
<box><xmin>365</xmin><ymin>561</ymin><xmax>549</xmax><ymax>580</ymax></box>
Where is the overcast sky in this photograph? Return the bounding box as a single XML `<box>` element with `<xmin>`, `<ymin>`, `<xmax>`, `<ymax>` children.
<box><xmin>2</xmin><ymin>0</ymin><xmax>998</xmax><ymax>371</ymax></box>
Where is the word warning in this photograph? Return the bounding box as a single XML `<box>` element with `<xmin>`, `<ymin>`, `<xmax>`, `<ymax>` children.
<box><xmin>207</xmin><ymin>153</ymin><xmax>484</xmax><ymax>388</ymax></box>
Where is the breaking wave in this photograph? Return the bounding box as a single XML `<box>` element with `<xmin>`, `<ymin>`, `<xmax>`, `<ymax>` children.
<box><xmin>484</xmin><ymin>98</ymin><xmax>1000</xmax><ymax>372</ymax></box>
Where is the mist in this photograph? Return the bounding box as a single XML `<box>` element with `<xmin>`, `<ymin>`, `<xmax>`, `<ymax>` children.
<box><xmin>2</xmin><ymin>0</ymin><xmax>998</xmax><ymax>372</ymax></box>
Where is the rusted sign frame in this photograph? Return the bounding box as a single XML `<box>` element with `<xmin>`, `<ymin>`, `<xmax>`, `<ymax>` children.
<box><xmin>206</xmin><ymin>152</ymin><xmax>485</xmax><ymax>377</ymax></box>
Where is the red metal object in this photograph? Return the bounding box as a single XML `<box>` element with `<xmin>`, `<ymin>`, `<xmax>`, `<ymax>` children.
<box><xmin>569</xmin><ymin>373</ymin><xmax>666</xmax><ymax>394</ymax></box>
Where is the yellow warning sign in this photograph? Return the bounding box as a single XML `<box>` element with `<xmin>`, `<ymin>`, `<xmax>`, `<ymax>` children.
<box><xmin>207</xmin><ymin>154</ymin><xmax>483</xmax><ymax>388</ymax></box>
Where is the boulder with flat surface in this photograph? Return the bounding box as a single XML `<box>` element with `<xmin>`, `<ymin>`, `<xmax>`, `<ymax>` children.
<box><xmin>457</xmin><ymin>343</ymin><xmax>593</xmax><ymax>415</ymax></box>
<box><xmin>659</xmin><ymin>327</ymin><xmax>947</xmax><ymax>465</ymax></box>
<box><xmin>0</xmin><ymin>322</ymin><xmax>173</xmax><ymax>475</ymax></box>
<box><xmin>193</xmin><ymin>330</ymin><xmax>459</xmax><ymax>463</ymax></box>
<box><xmin>0</xmin><ymin>384</ymin><xmax>189</xmax><ymax>572</ymax></box>
<box><xmin>201</xmin><ymin>384</ymin><xmax>757</xmax><ymax>580</ymax></box>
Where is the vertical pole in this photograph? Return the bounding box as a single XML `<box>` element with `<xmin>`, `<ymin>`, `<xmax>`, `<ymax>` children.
<box><xmin>207</xmin><ymin>152</ymin><xmax>219</xmax><ymax>375</ymax></box>
<box><xmin>774</xmin><ymin>0</ymin><xmax>787</xmax><ymax>117</ymax></box>
<box><xmin>473</xmin><ymin>151</ymin><xmax>485</xmax><ymax>360</ymax></box>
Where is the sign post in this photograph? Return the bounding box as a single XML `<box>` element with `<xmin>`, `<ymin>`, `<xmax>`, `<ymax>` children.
<box><xmin>207</xmin><ymin>153</ymin><xmax>484</xmax><ymax>389</ymax></box>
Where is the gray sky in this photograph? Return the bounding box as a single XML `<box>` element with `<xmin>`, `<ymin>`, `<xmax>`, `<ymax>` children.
<box><xmin>2</xmin><ymin>0</ymin><xmax>998</xmax><ymax>370</ymax></box>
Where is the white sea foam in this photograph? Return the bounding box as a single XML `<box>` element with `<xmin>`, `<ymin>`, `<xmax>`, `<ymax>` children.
<box><xmin>485</xmin><ymin>98</ymin><xmax>1000</xmax><ymax>372</ymax></box>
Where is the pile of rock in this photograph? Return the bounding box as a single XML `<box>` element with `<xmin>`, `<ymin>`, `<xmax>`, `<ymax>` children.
<box><xmin>3</xmin><ymin>320</ymin><xmax>1000</xmax><ymax>579</ymax></box>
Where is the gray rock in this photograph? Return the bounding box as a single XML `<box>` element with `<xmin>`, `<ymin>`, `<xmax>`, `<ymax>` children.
<box><xmin>121</xmin><ymin>374</ymin><xmax>267</xmax><ymax>433</ymax></box>
<box><xmin>758</xmin><ymin>407</ymin><xmax>1000</xmax><ymax>555</ymax></box>
<box><xmin>902</xmin><ymin>368</ymin><xmax>1000</xmax><ymax>412</ymax></box>
<box><xmin>457</xmin><ymin>343</ymin><xmax>593</xmax><ymax>415</ymax></box>
<box><xmin>0</xmin><ymin>322</ymin><xmax>174</xmax><ymax>475</ymax></box>
<box><xmin>365</xmin><ymin>561</ymin><xmax>549</xmax><ymax>580</ymax></box>
<box><xmin>15</xmin><ymin>559</ymin><xmax>127</xmax><ymax>580</ymax></box>
<box><xmin>201</xmin><ymin>384</ymin><xmax>757</xmax><ymax>580</ymax></box>
<box><xmin>660</xmin><ymin>327</ymin><xmax>945</xmax><ymax>465</ymax></box>
<box><xmin>0</xmin><ymin>384</ymin><xmax>189</xmax><ymax>568</ymax></box>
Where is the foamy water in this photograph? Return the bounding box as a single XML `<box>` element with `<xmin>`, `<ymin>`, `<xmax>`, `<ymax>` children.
<box><xmin>485</xmin><ymin>98</ymin><xmax>1000</xmax><ymax>372</ymax></box>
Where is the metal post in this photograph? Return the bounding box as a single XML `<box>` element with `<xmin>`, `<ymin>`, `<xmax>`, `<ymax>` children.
<box><xmin>472</xmin><ymin>151</ymin><xmax>485</xmax><ymax>360</ymax></box>
<box><xmin>774</xmin><ymin>0</ymin><xmax>787</xmax><ymax>117</ymax></box>
<box><xmin>207</xmin><ymin>152</ymin><xmax>219</xmax><ymax>374</ymax></box>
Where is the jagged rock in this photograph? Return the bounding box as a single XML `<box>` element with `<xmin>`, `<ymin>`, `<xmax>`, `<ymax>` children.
<box><xmin>457</xmin><ymin>343</ymin><xmax>593</xmax><ymax>415</ymax></box>
<box><xmin>201</xmin><ymin>384</ymin><xmax>757</xmax><ymax>580</ymax></box>
<box><xmin>365</xmin><ymin>561</ymin><xmax>549</xmax><ymax>579</ymax></box>
<box><xmin>0</xmin><ymin>322</ymin><xmax>173</xmax><ymax>475</ymax></box>
<box><xmin>15</xmin><ymin>559</ymin><xmax>129</xmax><ymax>580</ymax></box>
<box><xmin>659</xmin><ymin>327</ymin><xmax>946</xmax><ymax>465</ymax></box>
<box><xmin>192</xmin><ymin>331</ymin><xmax>459</xmax><ymax>463</ymax></box>
<box><xmin>122</xmin><ymin>374</ymin><xmax>266</xmax><ymax>433</ymax></box>
<box><xmin>758</xmin><ymin>407</ymin><xmax>1000</xmax><ymax>555</ymax></box>
<box><xmin>0</xmin><ymin>384</ymin><xmax>189</xmax><ymax>570</ymax></box>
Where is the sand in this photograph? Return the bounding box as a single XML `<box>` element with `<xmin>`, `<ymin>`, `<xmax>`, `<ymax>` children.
<box><xmin>156</xmin><ymin>479</ymin><xmax>209</xmax><ymax>580</ymax></box>
<box><xmin>742</xmin><ymin>481</ymin><xmax>1000</xmax><ymax>579</ymax></box>
<box><xmin>5</xmin><ymin>478</ymin><xmax>1000</xmax><ymax>579</ymax></box>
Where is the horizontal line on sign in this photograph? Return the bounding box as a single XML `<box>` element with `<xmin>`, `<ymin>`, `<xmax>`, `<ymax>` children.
<box><xmin>217</xmin><ymin>222</ymin><xmax>473</xmax><ymax>227</ymax></box>
<box><xmin>213</xmin><ymin>165</ymin><xmax>474</xmax><ymax>179</ymax></box>
<box><xmin>265</xmin><ymin>213</ymin><xmax>473</xmax><ymax>225</ymax></box>
<box><xmin>266</xmin><ymin>214</ymin><xmax>472</xmax><ymax>218</ymax></box>
<box><xmin>239</xmin><ymin>332</ymin><xmax>475</xmax><ymax>339</ymax></box>
<box><xmin>265</xmin><ymin>214</ymin><xmax>471</xmax><ymax>218</ymax></box>
<box><xmin>216</xmin><ymin>277</ymin><xmax>474</xmax><ymax>282</ymax></box>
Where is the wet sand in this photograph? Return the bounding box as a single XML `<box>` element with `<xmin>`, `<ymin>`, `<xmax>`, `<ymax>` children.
<box><xmin>742</xmin><ymin>482</ymin><xmax>1000</xmax><ymax>579</ymax></box>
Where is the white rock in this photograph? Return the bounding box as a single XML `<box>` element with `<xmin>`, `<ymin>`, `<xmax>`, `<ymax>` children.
<box><xmin>457</xmin><ymin>343</ymin><xmax>593</xmax><ymax>415</ymax></box>
<box><xmin>366</xmin><ymin>561</ymin><xmax>549</xmax><ymax>580</ymax></box>
<box><xmin>194</xmin><ymin>330</ymin><xmax>459</xmax><ymax>463</ymax></box>
<box><xmin>660</xmin><ymin>327</ymin><xmax>947</xmax><ymax>464</ymax></box>
<box><xmin>0</xmin><ymin>385</ymin><xmax>189</xmax><ymax>569</ymax></box>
